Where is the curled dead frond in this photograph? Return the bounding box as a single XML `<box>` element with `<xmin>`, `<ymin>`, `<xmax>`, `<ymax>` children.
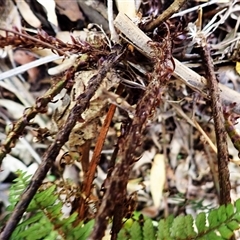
<box><xmin>0</xmin><ymin>27</ymin><xmax>107</xmax><ymax>57</ymax></box>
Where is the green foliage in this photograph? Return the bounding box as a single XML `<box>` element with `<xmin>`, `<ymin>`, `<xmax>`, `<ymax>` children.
<box><xmin>2</xmin><ymin>171</ymin><xmax>93</xmax><ymax>240</ymax></box>
<box><xmin>118</xmin><ymin>200</ymin><xmax>240</xmax><ymax>240</ymax></box>
<box><xmin>3</xmin><ymin>171</ymin><xmax>240</xmax><ymax>240</ymax></box>
<box><xmin>130</xmin><ymin>221</ymin><xmax>143</xmax><ymax>240</ymax></box>
<box><xmin>143</xmin><ymin>218</ymin><xmax>155</xmax><ymax>240</ymax></box>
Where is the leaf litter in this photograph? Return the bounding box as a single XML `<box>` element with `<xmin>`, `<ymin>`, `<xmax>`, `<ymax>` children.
<box><xmin>1</xmin><ymin>0</ymin><xmax>240</xmax><ymax>238</ymax></box>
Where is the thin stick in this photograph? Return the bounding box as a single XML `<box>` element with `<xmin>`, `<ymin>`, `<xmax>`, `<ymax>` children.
<box><xmin>170</xmin><ymin>102</ymin><xmax>217</xmax><ymax>154</ymax></box>
<box><xmin>199</xmin><ymin>35</ymin><xmax>231</xmax><ymax>205</ymax></box>
<box><xmin>143</xmin><ymin>0</ymin><xmax>189</xmax><ymax>32</ymax></box>
<box><xmin>0</xmin><ymin>55</ymin><xmax>63</xmax><ymax>81</ymax></box>
<box><xmin>0</xmin><ymin>28</ymin><xmax>69</xmax><ymax>57</ymax></box>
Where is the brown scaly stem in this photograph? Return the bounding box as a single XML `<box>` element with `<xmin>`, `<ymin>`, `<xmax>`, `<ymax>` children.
<box><xmin>0</xmin><ymin>50</ymin><xmax>123</xmax><ymax>240</ymax></box>
<box><xmin>0</xmin><ymin>54</ymin><xmax>90</xmax><ymax>167</ymax></box>
<box><xmin>90</xmin><ymin>26</ymin><xmax>174</xmax><ymax>240</ymax></box>
<box><xmin>199</xmin><ymin>35</ymin><xmax>231</xmax><ymax>206</ymax></box>
<box><xmin>78</xmin><ymin>85</ymin><xmax>123</xmax><ymax>221</ymax></box>
<box><xmin>143</xmin><ymin>0</ymin><xmax>188</xmax><ymax>32</ymax></box>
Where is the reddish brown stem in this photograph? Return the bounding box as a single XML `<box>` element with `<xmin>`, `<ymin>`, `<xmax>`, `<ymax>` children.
<box><xmin>78</xmin><ymin>86</ymin><xmax>123</xmax><ymax>221</ymax></box>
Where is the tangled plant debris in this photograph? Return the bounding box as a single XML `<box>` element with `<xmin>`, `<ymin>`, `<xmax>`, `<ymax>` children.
<box><xmin>1</xmin><ymin>0</ymin><xmax>240</xmax><ymax>239</ymax></box>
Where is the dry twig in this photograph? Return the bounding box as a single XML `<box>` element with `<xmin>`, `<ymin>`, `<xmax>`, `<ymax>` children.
<box><xmin>143</xmin><ymin>0</ymin><xmax>189</xmax><ymax>32</ymax></box>
<box><xmin>199</xmin><ymin>34</ymin><xmax>231</xmax><ymax>205</ymax></box>
<box><xmin>78</xmin><ymin>85</ymin><xmax>123</xmax><ymax>221</ymax></box>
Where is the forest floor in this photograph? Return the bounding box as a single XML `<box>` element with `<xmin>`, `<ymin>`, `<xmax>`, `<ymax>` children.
<box><xmin>1</xmin><ymin>0</ymin><xmax>240</xmax><ymax>239</ymax></box>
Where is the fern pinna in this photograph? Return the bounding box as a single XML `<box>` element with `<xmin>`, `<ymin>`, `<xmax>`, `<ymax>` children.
<box><xmin>1</xmin><ymin>171</ymin><xmax>93</xmax><ymax>240</ymax></box>
<box><xmin>117</xmin><ymin>201</ymin><xmax>240</xmax><ymax>240</ymax></box>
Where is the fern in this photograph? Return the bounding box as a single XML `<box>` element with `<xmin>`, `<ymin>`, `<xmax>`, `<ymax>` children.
<box><xmin>118</xmin><ymin>200</ymin><xmax>240</xmax><ymax>240</ymax></box>
<box><xmin>7</xmin><ymin>171</ymin><xmax>32</xmax><ymax>211</ymax></box>
<box><xmin>130</xmin><ymin>221</ymin><xmax>143</xmax><ymax>240</ymax></box>
<box><xmin>143</xmin><ymin>218</ymin><xmax>155</xmax><ymax>240</ymax></box>
<box><xmin>2</xmin><ymin>171</ymin><xmax>93</xmax><ymax>240</ymax></box>
<box><xmin>4</xmin><ymin>171</ymin><xmax>240</xmax><ymax>240</ymax></box>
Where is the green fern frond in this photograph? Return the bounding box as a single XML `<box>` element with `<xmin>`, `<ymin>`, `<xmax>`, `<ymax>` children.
<box><xmin>5</xmin><ymin>171</ymin><xmax>240</xmax><ymax>240</ymax></box>
<box><xmin>118</xmin><ymin>200</ymin><xmax>240</xmax><ymax>240</ymax></box>
<box><xmin>130</xmin><ymin>221</ymin><xmax>143</xmax><ymax>240</ymax></box>
<box><xmin>170</xmin><ymin>214</ymin><xmax>197</xmax><ymax>239</ymax></box>
<box><xmin>117</xmin><ymin>228</ymin><xmax>129</xmax><ymax>240</ymax></box>
<box><xmin>157</xmin><ymin>199</ymin><xmax>240</xmax><ymax>240</ymax></box>
<box><xmin>7</xmin><ymin>170</ymin><xmax>32</xmax><ymax>211</ymax></box>
<box><xmin>2</xmin><ymin>171</ymin><xmax>94</xmax><ymax>240</ymax></box>
<box><xmin>157</xmin><ymin>214</ymin><xmax>174</xmax><ymax>239</ymax></box>
<box><xmin>143</xmin><ymin>218</ymin><xmax>155</xmax><ymax>240</ymax></box>
<box><xmin>13</xmin><ymin>216</ymin><xmax>54</xmax><ymax>240</ymax></box>
<box><xmin>71</xmin><ymin>220</ymin><xmax>95</xmax><ymax>240</ymax></box>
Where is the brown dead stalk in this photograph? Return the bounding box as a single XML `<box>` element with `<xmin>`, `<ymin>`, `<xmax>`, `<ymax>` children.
<box><xmin>78</xmin><ymin>85</ymin><xmax>123</xmax><ymax>221</ymax></box>
<box><xmin>199</xmin><ymin>34</ymin><xmax>231</xmax><ymax>205</ymax></box>
<box><xmin>0</xmin><ymin>27</ymin><xmax>104</xmax><ymax>57</ymax></box>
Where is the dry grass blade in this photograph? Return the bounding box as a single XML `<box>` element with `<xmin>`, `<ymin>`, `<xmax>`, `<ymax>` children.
<box><xmin>0</xmin><ymin>55</ymin><xmax>63</xmax><ymax>80</ymax></box>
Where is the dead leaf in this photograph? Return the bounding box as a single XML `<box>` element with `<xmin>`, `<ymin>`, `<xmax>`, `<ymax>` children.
<box><xmin>13</xmin><ymin>50</ymin><xmax>40</xmax><ymax>83</ymax></box>
<box><xmin>48</xmin><ymin>54</ymin><xmax>78</xmax><ymax>75</ymax></box>
<box><xmin>52</xmin><ymin>69</ymin><xmax>120</xmax><ymax>151</ymax></box>
<box><xmin>0</xmin><ymin>0</ymin><xmax>22</xmax><ymax>36</ymax></box>
<box><xmin>132</xmin><ymin>147</ymin><xmax>156</xmax><ymax>173</ymax></box>
<box><xmin>175</xmin><ymin>158</ymin><xmax>190</xmax><ymax>194</ymax></box>
<box><xmin>37</xmin><ymin>0</ymin><xmax>58</xmax><ymax>28</ymax></box>
<box><xmin>115</xmin><ymin>0</ymin><xmax>141</xmax><ymax>19</ymax></box>
<box><xmin>141</xmin><ymin>205</ymin><xmax>159</xmax><ymax>218</ymax></box>
<box><xmin>15</xmin><ymin>0</ymin><xmax>41</xmax><ymax>28</ymax></box>
<box><xmin>0</xmin><ymin>99</ymin><xmax>25</xmax><ymax>119</ymax></box>
<box><xmin>55</xmin><ymin>0</ymin><xmax>85</xmax><ymax>22</ymax></box>
<box><xmin>1</xmin><ymin>154</ymin><xmax>27</xmax><ymax>182</ymax></box>
<box><xmin>150</xmin><ymin>154</ymin><xmax>165</xmax><ymax>209</ymax></box>
<box><xmin>169</xmin><ymin>122</ymin><xmax>190</xmax><ymax>168</ymax></box>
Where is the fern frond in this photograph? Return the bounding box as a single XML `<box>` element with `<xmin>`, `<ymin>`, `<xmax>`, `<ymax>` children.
<box><xmin>71</xmin><ymin>220</ymin><xmax>95</xmax><ymax>240</ymax></box>
<box><xmin>7</xmin><ymin>170</ymin><xmax>32</xmax><ymax>211</ymax></box>
<box><xmin>170</xmin><ymin>215</ymin><xmax>197</xmax><ymax>239</ymax></box>
<box><xmin>6</xmin><ymin>171</ymin><xmax>240</xmax><ymax>240</ymax></box>
<box><xmin>157</xmin><ymin>199</ymin><xmax>240</xmax><ymax>240</ymax></box>
<box><xmin>157</xmin><ymin>215</ymin><xmax>174</xmax><ymax>239</ymax></box>
<box><xmin>2</xmin><ymin>171</ymin><xmax>94</xmax><ymax>240</ymax></box>
<box><xmin>143</xmin><ymin>218</ymin><xmax>155</xmax><ymax>240</ymax></box>
<box><xmin>117</xmin><ymin>228</ymin><xmax>129</xmax><ymax>240</ymax></box>
<box><xmin>118</xmin><ymin>200</ymin><xmax>240</xmax><ymax>240</ymax></box>
<box><xmin>130</xmin><ymin>221</ymin><xmax>143</xmax><ymax>240</ymax></box>
<box><xmin>14</xmin><ymin>216</ymin><xmax>54</xmax><ymax>240</ymax></box>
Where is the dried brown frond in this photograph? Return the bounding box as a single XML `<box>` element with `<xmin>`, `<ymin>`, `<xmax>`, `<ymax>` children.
<box><xmin>0</xmin><ymin>28</ymin><xmax>106</xmax><ymax>57</ymax></box>
<box><xmin>91</xmin><ymin>23</ymin><xmax>174</xmax><ymax>239</ymax></box>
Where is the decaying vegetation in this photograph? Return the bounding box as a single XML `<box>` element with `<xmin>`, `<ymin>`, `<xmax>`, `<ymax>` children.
<box><xmin>1</xmin><ymin>0</ymin><xmax>240</xmax><ymax>239</ymax></box>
